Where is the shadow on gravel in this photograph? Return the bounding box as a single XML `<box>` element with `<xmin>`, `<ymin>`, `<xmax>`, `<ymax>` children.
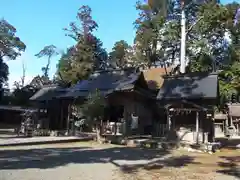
<box><xmin>217</xmin><ymin>156</ymin><xmax>240</xmax><ymax>179</ymax></box>
<box><xmin>216</xmin><ymin>138</ymin><xmax>240</xmax><ymax>150</ymax></box>
<box><xmin>111</xmin><ymin>155</ymin><xmax>199</xmax><ymax>174</ymax></box>
<box><xmin>0</xmin><ymin>146</ymin><xmax>196</xmax><ymax>172</ymax></box>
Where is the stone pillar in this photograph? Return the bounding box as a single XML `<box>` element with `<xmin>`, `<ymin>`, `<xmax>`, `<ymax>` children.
<box><xmin>230</xmin><ymin>116</ymin><xmax>233</xmax><ymax>126</ymax></box>
<box><xmin>225</xmin><ymin>116</ymin><xmax>229</xmax><ymax>127</ymax></box>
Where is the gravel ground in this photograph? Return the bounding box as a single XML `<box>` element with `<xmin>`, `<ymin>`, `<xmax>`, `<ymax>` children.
<box><xmin>0</xmin><ymin>142</ymin><xmax>239</xmax><ymax>180</ymax></box>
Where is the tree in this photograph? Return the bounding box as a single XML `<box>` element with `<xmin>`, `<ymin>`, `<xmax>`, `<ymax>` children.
<box><xmin>0</xmin><ymin>19</ymin><xmax>26</xmax><ymax>60</ymax></box>
<box><xmin>11</xmin><ymin>85</ymin><xmax>36</xmax><ymax>106</ymax></box>
<box><xmin>135</xmin><ymin>0</ymin><xmax>240</xmax><ymax>108</ymax></box>
<box><xmin>76</xmin><ymin>90</ymin><xmax>106</xmax><ymax>142</ymax></box>
<box><xmin>56</xmin><ymin>46</ymin><xmax>75</xmax><ymax>83</ymax></box>
<box><xmin>35</xmin><ymin>45</ymin><xmax>59</xmax><ymax>78</ymax></box>
<box><xmin>186</xmin><ymin>2</ymin><xmax>240</xmax><ymax>97</ymax></box>
<box><xmin>135</xmin><ymin>1</ymin><xmax>237</xmax><ymax>69</ymax></box>
<box><xmin>215</xmin><ymin>3</ymin><xmax>240</xmax><ymax>100</ymax></box>
<box><xmin>13</xmin><ymin>59</ymin><xmax>26</xmax><ymax>89</ymax></box>
<box><xmin>109</xmin><ymin>40</ymin><xmax>137</xmax><ymax>68</ymax></box>
<box><xmin>59</xmin><ymin>5</ymin><xmax>108</xmax><ymax>84</ymax></box>
<box><xmin>134</xmin><ymin>0</ymin><xmax>228</xmax><ymax>69</ymax></box>
<box><xmin>134</xmin><ymin>0</ymin><xmax>170</xmax><ymax>68</ymax></box>
<box><xmin>11</xmin><ymin>73</ymin><xmax>50</xmax><ymax>106</ymax></box>
<box><xmin>0</xmin><ymin>19</ymin><xmax>26</xmax><ymax>89</ymax></box>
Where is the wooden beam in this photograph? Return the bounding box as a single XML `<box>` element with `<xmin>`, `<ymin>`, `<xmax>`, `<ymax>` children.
<box><xmin>214</xmin><ymin>123</ymin><xmax>224</xmax><ymax>125</ymax></box>
<box><xmin>169</xmin><ymin>108</ymin><xmax>207</xmax><ymax>112</ymax></box>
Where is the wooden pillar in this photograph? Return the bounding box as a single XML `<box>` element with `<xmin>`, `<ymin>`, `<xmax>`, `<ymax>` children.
<box><xmin>202</xmin><ymin>112</ymin><xmax>205</xmax><ymax>143</ymax></box>
<box><xmin>123</xmin><ymin>105</ymin><xmax>128</xmax><ymax>137</ymax></box>
<box><xmin>60</xmin><ymin>101</ymin><xmax>63</xmax><ymax>129</ymax></box>
<box><xmin>167</xmin><ymin>111</ymin><xmax>171</xmax><ymax>130</ymax></box>
<box><xmin>66</xmin><ymin>104</ymin><xmax>71</xmax><ymax>134</ymax></box>
<box><xmin>196</xmin><ymin>111</ymin><xmax>199</xmax><ymax>144</ymax></box>
<box><xmin>212</xmin><ymin>117</ymin><xmax>215</xmax><ymax>142</ymax></box>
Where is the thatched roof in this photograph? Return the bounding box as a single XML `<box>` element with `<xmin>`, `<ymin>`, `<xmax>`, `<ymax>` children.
<box><xmin>142</xmin><ymin>67</ymin><xmax>172</xmax><ymax>90</ymax></box>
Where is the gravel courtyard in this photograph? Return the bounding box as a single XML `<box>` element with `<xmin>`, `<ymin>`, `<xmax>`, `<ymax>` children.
<box><xmin>0</xmin><ymin>142</ymin><xmax>239</xmax><ymax>180</ymax></box>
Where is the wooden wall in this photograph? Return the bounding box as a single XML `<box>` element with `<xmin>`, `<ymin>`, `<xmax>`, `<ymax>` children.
<box><xmin>107</xmin><ymin>92</ymin><xmax>153</xmax><ymax>136</ymax></box>
<box><xmin>0</xmin><ymin>109</ymin><xmax>22</xmax><ymax>125</ymax></box>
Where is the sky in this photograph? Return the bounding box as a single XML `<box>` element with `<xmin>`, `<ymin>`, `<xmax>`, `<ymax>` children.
<box><xmin>0</xmin><ymin>0</ymin><xmax>234</xmax><ymax>89</ymax></box>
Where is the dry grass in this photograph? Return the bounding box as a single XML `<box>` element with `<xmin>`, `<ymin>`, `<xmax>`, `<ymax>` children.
<box><xmin>121</xmin><ymin>148</ymin><xmax>240</xmax><ymax>180</ymax></box>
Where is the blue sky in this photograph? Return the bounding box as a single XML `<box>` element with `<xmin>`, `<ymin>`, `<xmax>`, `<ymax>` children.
<box><xmin>0</xmin><ymin>0</ymin><xmax>234</xmax><ymax>88</ymax></box>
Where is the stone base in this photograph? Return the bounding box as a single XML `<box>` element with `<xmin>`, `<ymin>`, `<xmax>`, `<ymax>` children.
<box><xmin>49</xmin><ymin>130</ymin><xmax>68</xmax><ymax>137</ymax></box>
<box><xmin>189</xmin><ymin>142</ymin><xmax>221</xmax><ymax>153</ymax></box>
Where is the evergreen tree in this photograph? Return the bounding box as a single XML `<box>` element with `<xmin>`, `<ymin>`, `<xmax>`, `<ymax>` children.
<box><xmin>57</xmin><ymin>5</ymin><xmax>108</xmax><ymax>84</ymax></box>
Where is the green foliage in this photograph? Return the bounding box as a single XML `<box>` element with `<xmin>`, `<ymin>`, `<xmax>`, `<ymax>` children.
<box><xmin>81</xmin><ymin>90</ymin><xmax>106</xmax><ymax>123</ymax></box>
<box><xmin>0</xmin><ymin>58</ymin><xmax>9</xmax><ymax>86</ymax></box>
<box><xmin>56</xmin><ymin>5</ymin><xmax>108</xmax><ymax>84</ymax></box>
<box><xmin>185</xmin><ymin>2</ymin><xmax>240</xmax><ymax>102</ymax></box>
<box><xmin>11</xmin><ymin>85</ymin><xmax>37</xmax><ymax>106</ymax></box>
<box><xmin>0</xmin><ymin>19</ymin><xmax>26</xmax><ymax>87</ymax></box>
<box><xmin>56</xmin><ymin>47</ymin><xmax>75</xmax><ymax>83</ymax></box>
<box><xmin>134</xmin><ymin>0</ymin><xmax>183</xmax><ymax>67</ymax></box>
<box><xmin>108</xmin><ymin>40</ymin><xmax>137</xmax><ymax>68</ymax></box>
<box><xmin>35</xmin><ymin>45</ymin><xmax>59</xmax><ymax>78</ymax></box>
<box><xmin>135</xmin><ymin>0</ymin><xmax>240</xmax><ymax>104</ymax></box>
<box><xmin>0</xmin><ymin>19</ymin><xmax>26</xmax><ymax>60</ymax></box>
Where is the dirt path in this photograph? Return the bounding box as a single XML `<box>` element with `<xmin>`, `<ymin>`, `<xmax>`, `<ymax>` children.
<box><xmin>0</xmin><ymin>143</ymin><xmax>239</xmax><ymax>180</ymax></box>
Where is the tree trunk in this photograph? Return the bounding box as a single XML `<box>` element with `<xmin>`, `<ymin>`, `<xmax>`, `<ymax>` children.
<box><xmin>46</xmin><ymin>57</ymin><xmax>51</xmax><ymax>76</ymax></box>
<box><xmin>96</xmin><ymin>123</ymin><xmax>101</xmax><ymax>143</ymax></box>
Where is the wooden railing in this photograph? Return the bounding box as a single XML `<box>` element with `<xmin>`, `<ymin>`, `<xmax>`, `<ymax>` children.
<box><xmin>154</xmin><ymin>123</ymin><xmax>167</xmax><ymax>137</ymax></box>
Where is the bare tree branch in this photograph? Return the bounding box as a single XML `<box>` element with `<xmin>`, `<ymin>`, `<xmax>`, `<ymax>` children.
<box><xmin>20</xmin><ymin>59</ymin><xmax>26</xmax><ymax>87</ymax></box>
<box><xmin>186</xmin><ymin>16</ymin><xmax>204</xmax><ymax>36</ymax></box>
<box><xmin>35</xmin><ymin>45</ymin><xmax>59</xmax><ymax>78</ymax></box>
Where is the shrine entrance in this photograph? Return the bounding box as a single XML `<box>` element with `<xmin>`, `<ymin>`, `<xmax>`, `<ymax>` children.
<box><xmin>164</xmin><ymin>100</ymin><xmax>214</xmax><ymax>144</ymax></box>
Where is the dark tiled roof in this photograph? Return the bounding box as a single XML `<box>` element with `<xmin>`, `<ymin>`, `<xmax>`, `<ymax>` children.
<box><xmin>61</xmin><ymin>90</ymin><xmax>113</xmax><ymax>98</ymax></box>
<box><xmin>115</xmin><ymin>73</ymin><xmax>142</xmax><ymax>91</ymax></box>
<box><xmin>78</xmin><ymin>73</ymin><xmax>124</xmax><ymax>91</ymax></box>
<box><xmin>60</xmin><ymin>70</ymin><xmax>147</xmax><ymax>98</ymax></box>
<box><xmin>29</xmin><ymin>85</ymin><xmax>66</xmax><ymax>101</ymax></box>
<box><xmin>157</xmin><ymin>73</ymin><xmax>219</xmax><ymax>100</ymax></box>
